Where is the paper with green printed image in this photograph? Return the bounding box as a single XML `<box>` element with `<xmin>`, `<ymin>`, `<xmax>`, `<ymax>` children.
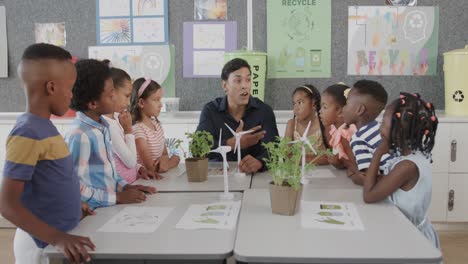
<box><xmin>301</xmin><ymin>201</ymin><xmax>365</xmax><ymax>230</ymax></box>
<box><xmin>176</xmin><ymin>201</ymin><xmax>241</xmax><ymax>230</ymax></box>
<box><xmin>267</xmin><ymin>0</ymin><xmax>331</xmax><ymax>78</ymax></box>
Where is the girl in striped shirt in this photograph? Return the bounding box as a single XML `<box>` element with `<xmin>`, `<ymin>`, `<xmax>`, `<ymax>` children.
<box><xmin>130</xmin><ymin>78</ymin><xmax>180</xmax><ymax>177</ymax></box>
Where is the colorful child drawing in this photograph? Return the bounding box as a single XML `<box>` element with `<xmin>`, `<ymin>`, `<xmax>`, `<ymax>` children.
<box><xmin>348</xmin><ymin>6</ymin><xmax>438</xmax><ymax>76</ymax></box>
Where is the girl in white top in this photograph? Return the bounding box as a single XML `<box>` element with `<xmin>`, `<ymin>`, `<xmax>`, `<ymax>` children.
<box><xmin>102</xmin><ymin>61</ymin><xmax>152</xmax><ymax>182</ymax></box>
<box><xmin>363</xmin><ymin>92</ymin><xmax>440</xmax><ymax>249</ymax></box>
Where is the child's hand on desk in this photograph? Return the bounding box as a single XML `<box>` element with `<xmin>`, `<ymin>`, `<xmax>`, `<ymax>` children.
<box><xmin>127</xmin><ymin>184</ymin><xmax>157</xmax><ymax>194</ymax></box>
<box><xmin>348</xmin><ymin>171</ymin><xmax>365</xmax><ymax>186</ymax></box>
<box><xmin>138</xmin><ymin>166</ymin><xmax>150</xmax><ymax>180</ymax></box>
<box><xmin>51</xmin><ymin>232</ymin><xmax>95</xmax><ymax>264</ymax></box>
<box><xmin>80</xmin><ymin>201</ymin><xmax>95</xmax><ymax>219</ymax></box>
<box><xmin>169</xmin><ymin>154</ymin><xmax>180</xmax><ymax>166</ymax></box>
<box><xmin>157</xmin><ymin>155</ymin><xmax>170</xmax><ymax>173</ymax></box>
<box><xmin>151</xmin><ymin>160</ymin><xmax>164</xmax><ymax>180</ymax></box>
<box><xmin>139</xmin><ymin>166</ymin><xmax>163</xmax><ymax>180</ymax></box>
<box><xmin>117</xmin><ymin>188</ymin><xmax>147</xmax><ymax>204</ymax></box>
<box><xmin>328</xmin><ymin>154</ymin><xmax>345</xmax><ymax>169</ymax></box>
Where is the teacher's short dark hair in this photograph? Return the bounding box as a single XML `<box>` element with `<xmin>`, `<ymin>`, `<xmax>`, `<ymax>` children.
<box><xmin>221</xmin><ymin>58</ymin><xmax>251</xmax><ymax>81</ymax></box>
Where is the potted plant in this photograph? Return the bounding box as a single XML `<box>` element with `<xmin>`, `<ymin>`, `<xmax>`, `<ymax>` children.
<box><xmin>185</xmin><ymin>131</ymin><xmax>214</xmax><ymax>182</ymax></box>
<box><xmin>263</xmin><ymin>136</ymin><xmax>326</xmax><ymax>216</ymax></box>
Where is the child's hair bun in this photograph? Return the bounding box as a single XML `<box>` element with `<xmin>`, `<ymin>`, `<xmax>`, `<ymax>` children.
<box><xmin>101</xmin><ymin>59</ymin><xmax>112</xmax><ymax>69</ymax></box>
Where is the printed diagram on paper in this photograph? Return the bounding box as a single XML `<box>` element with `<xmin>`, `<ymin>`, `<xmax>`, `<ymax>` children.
<box><xmin>98</xmin><ymin>206</ymin><xmax>173</xmax><ymax>233</ymax></box>
<box><xmin>176</xmin><ymin>201</ymin><xmax>241</xmax><ymax>230</ymax></box>
<box><xmin>301</xmin><ymin>201</ymin><xmax>364</xmax><ymax>231</ymax></box>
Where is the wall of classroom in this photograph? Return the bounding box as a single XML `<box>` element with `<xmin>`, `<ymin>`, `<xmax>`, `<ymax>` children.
<box><xmin>0</xmin><ymin>0</ymin><xmax>466</xmax><ymax>112</ymax></box>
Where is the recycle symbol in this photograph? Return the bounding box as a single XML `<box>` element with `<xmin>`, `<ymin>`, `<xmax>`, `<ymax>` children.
<box><xmin>453</xmin><ymin>90</ymin><xmax>464</xmax><ymax>103</ymax></box>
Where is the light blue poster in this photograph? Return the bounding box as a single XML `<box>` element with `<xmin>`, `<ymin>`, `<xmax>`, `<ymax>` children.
<box><xmin>96</xmin><ymin>0</ymin><xmax>168</xmax><ymax>45</ymax></box>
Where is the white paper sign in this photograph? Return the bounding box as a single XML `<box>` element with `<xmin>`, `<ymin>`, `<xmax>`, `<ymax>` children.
<box><xmin>193</xmin><ymin>50</ymin><xmax>225</xmax><ymax>76</ymax></box>
<box><xmin>193</xmin><ymin>24</ymin><xmax>225</xmax><ymax>49</ymax></box>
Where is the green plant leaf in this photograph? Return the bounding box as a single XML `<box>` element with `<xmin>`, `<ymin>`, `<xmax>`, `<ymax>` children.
<box><xmin>185</xmin><ymin>131</ymin><xmax>214</xmax><ymax>158</ymax></box>
<box><xmin>262</xmin><ymin>135</ymin><xmax>330</xmax><ymax>191</ymax></box>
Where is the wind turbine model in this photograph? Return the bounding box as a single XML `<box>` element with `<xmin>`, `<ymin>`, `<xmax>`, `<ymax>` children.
<box><xmin>289</xmin><ymin>121</ymin><xmax>317</xmax><ymax>185</ymax></box>
<box><xmin>224</xmin><ymin>123</ymin><xmax>254</xmax><ymax>176</ymax></box>
<box><xmin>210</xmin><ymin>129</ymin><xmax>233</xmax><ymax>200</ymax></box>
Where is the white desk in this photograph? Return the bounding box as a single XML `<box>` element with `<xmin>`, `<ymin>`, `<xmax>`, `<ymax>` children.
<box><xmin>44</xmin><ymin>192</ymin><xmax>242</xmax><ymax>264</ymax></box>
<box><xmin>251</xmin><ymin>165</ymin><xmax>361</xmax><ymax>190</ymax></box>
<box><xmin>134</xmin><ymin>162</ymin><xmax>252</xmax><ymax>192</ymax></box>
<box><xmin>234</xmin><ymin>189</ymin><xmax>442</xmax><ymax>263</ymax></box>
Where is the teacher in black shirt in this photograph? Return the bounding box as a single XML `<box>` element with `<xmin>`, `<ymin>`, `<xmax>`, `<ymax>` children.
<box><xmin>196</xmin><ymin>58</ymin><xmax>279</xmax><ymax>173</ymax></box>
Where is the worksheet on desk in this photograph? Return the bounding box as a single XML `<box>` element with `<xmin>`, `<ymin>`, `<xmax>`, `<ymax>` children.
<box><xmin>97</xmin><ymin>206</ymin><xmax>173</xmax><ymax>233</ymax></box>
<box><xmin>176</xmin><ymin>201</ymin><xmax>241</xmax><ymax>230</ymax></box>
<box><xmin>301</xmin><ymin>201</ymin><xmax>364</xmax><ymax>231</ymax></box>
<box><xmin>304</xmin><ymin>168</ymin><xmax>336</xmax><ymax>179</ymax></box>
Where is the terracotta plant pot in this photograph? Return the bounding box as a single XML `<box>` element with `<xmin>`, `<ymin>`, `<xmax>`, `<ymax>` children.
<box><xmin>185</xmin><ymin>158</ymin><xmax>208</xmax><ymax>182</ymax></box>
<box><xmin>269</xmin><ymin>181</ymin><xmax>303</xmax><ymax>216</ymax></box>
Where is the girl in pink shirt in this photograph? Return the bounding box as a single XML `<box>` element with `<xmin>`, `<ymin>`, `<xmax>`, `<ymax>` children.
<box><xmin>319</xmin><ymin>83</ymin><xmax>358</xmax><ymax>177</ymax></box>
<box><xmin>130</xmin><ymin>78</ymin><xmax>180</xmax><ymax>177</ymax></box>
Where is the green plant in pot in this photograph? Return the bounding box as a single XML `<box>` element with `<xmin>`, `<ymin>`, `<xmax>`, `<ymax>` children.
<box><xmin>185</xmin><ymin>131</ymin><xmax>214</xmax><ymax>182</ymax></box>
<box><xmin>263</xmin><ymin>135</ymin><xmax>326</xmax><ymax>215</ymax></box>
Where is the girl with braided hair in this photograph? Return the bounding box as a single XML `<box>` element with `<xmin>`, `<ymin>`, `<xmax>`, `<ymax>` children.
<box><xmin>363</xmin><ymin>92</ymin><xmax>440</xmax><ymax>249</ymax></box>
<box><xmin>285</xmin><ymin>85</ymin><xmax>330</xmax><ymax>165</ymax></box>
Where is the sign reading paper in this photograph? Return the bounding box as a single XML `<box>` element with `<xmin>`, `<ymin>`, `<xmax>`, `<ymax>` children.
<box><xmin>348</xmin><ymin>6</ymin><xmax>439</xmax><ymax>76</ymax></box>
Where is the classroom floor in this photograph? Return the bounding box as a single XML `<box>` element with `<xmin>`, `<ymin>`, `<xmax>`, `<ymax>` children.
<box><xmin>0</xmin><ymin>228</ymin><xmax>467</xmax><ymax>263</ymax></box>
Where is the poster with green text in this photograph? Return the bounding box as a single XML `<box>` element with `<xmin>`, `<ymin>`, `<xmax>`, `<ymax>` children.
<box><xmin>267</xmin><ymin>0</ymin><xmax>331</xmax><ymax>78</ymax></box>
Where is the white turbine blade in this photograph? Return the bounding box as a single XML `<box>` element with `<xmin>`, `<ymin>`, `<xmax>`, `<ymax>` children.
<box><xmin>234</xmin><ymin>139</ymin><xmax>240</xmax><ymax>153</ymax></box>
<box><xmin>303</xmin><ymin>121</ymin><xmax>312</xmax><ymax>138</ymax></box>
<box><xmin>221</xmin><ymin>146</ymin><xmax>232</xmax><ymax>152</ymax></box>
<box><xmin>224</xmin><ymin>123</ymin><xmax>236</xmax><ymax>135</ymax></box>
<box><xmin>218</xmin><ymin>128</ymin><xmax>222</xmax><ymax>147</ymax></box>
<box><xmin>305</xmin><ymin>140</ymin><xmax>317</xmax><ymax>155</ymax></box>
<box><xmin>210</xmin><ymin>149</ymin><xmax>220</xmax><ymax>154</ymax></box>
